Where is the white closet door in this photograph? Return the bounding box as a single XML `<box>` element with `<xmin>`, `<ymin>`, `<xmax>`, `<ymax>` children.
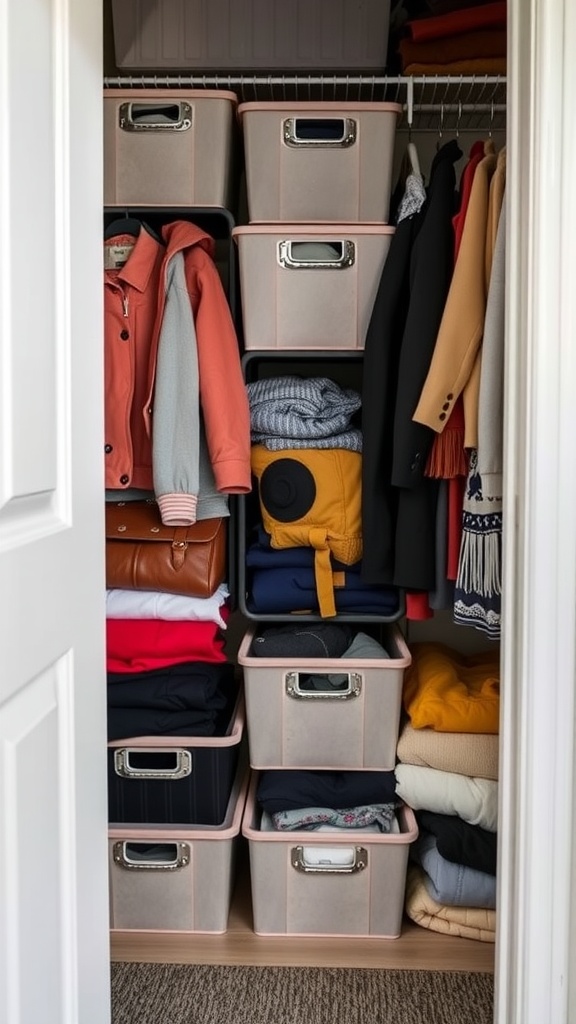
<box><xmin>0</xmin><ymin>2</ymin><xmax>110</xmax><ymax>1024</ymax></box>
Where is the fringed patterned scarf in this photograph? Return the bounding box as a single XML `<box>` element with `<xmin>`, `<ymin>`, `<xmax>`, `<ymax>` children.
<box><xmin>453</xmin><ymin>449</ymin><xmax>502</xmax><ymax>639</ymax></box>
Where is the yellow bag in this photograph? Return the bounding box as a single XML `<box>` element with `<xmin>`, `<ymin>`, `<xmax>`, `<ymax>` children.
<box><xmin>250</xmin><ymin>445</ymin><xmax>363</xmax><ymax>618</ymax></box>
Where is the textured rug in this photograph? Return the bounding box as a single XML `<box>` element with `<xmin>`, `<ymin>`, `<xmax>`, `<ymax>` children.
<box><xmin>110</xmin><ymin>963</ymin><xmax>494</xmax><ymax>1024</ymax></box>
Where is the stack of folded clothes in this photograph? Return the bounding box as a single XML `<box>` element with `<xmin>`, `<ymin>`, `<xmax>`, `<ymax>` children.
<box><xmin>106</xmin><ymin>584</ymin><xmax>238</xmax><ymax>740</ymax></box>
<box><xmin>395</xmin><ymin>641</ymin><xmax>500</xmax><ymax>942</ymax></box>
<box><xmin>245</xmin><ymin>375</ymin><xmax>401</xmax><ymax>617</ymax></box>
<box><xmin>257</xmin><ymin>768</ymin><xmax>400</xmax><ymax>835</ymax></box>
<box><xmin>245</xmin><ymin>526</ymin><xmax>400</xmax><ymax>616</ymax></box>
<box><xmin>397</xmin><ymin>1</ymin><xmax>507</xmax><ymax>76</ymax></box>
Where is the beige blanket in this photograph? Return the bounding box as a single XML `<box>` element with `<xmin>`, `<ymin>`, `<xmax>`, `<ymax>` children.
<box><xmin>397</xmin><ymin>721</ymin><xmax>499</xmax><ymax>781</ymax></box>
<box><xmin>405</xmin><ymin>866</ymin><xmax>496</xmax><ymax>942</ymax></box>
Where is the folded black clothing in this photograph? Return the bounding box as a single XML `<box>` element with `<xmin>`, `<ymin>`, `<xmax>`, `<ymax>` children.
<box><xmin>107</xmin><ymin>706</ymin><xmax>223</xmax><ymax>742</ymax></box>
<box><xmin>106</xmin><ymin>662</ymin><xmax>236</xmax><ymax>711</ymax></box>
<box><xmin>417</xmin><ymin>810</ymin><xmax>497</xmax><ymax>876</ymax></box>
<box><xmin>257</xmin><ymin>769</ymin><xmax>398</xmax><ymax>813</ymax></box>
<box><xmin>250</xmin><ymin>623</ymin><xmax>354</xmax><ymax>659</ymax></box>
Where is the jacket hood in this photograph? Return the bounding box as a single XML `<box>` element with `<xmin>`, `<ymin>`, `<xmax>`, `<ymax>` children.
<box><xmin>161</xmin><ymin>220</ymin><xmax>215</xmax><ymax>260</ymax></box>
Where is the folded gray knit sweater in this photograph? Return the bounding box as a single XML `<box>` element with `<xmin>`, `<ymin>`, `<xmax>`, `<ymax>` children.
<box><xmin>246</xmin><ymin>376</ymin><xmax>362</xmax><ymax>451</ymax></box>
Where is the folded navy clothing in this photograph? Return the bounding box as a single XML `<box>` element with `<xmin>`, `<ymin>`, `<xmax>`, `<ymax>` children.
<box><xmin>417</xmin><ymin>810</ymin><xmax>497</xmax><ymax>876</ymax></box>
<box><xmin>247</xmin><ymin>566</ymin><xmax>400</xmax><ymax>615</ymax></box>
<box><xmin>107</xmin><ymin>662</ymin><xmax>236</xmax><ymax>712</ymax></box>
<box><xmin>107</xmin><ymin>706</ymin><xmax>224</xmax><ymax>742</ymax></box>
<box><xmin>245</xmin><ymin>526</ymin><xmax>357</xmax><ymax>572</ymax></box>
<box><xmin>257</xmin><ymin>769</ymin><xmax>398</xmax><ymax>813</ymax></box>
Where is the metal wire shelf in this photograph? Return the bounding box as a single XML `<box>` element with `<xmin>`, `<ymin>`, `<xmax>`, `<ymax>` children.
<box><xmin>103</xmin><ymin>74</ymin><xmax>507</xmax><ymax>133</ymax></box>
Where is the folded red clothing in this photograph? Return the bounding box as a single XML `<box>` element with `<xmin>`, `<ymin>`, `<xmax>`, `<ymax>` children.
<box><xmin>406</xmin><ymin>2</ymin><xmax>506</xmax><ymax>43</ymax></box>
<box><xmin>106</xmin><ymin>616</ymin><xmax>228</xmax><ymax>672</ymax></box>
<box><xmin>403</xmin><ymin>56</ymin><xmax>507</xmax><ymax>75</ymax></box>
<box><xmin>399</xmin><ymin>28</ymin><xmax>507</xmax><ymax>67</ymax></box>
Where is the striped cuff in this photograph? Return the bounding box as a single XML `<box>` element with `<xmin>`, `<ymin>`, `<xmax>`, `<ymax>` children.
<box><xmin>157</xmin><ymin>493</ymin><xmax>198</xmax><ymax>527</ymax></box>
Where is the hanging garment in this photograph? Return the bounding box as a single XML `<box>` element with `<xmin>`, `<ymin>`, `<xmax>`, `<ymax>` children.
<box><xmin>104</xmin><ymin>220</ymin><xmax>251</xmax><ymax>523</ymax></box>
<box><xmin>361</xmin><ymin>139</ymin><xmax>462</xmax><ymax>592</ymax></box>
<box><xmin>453</xmin><ymin>200</ymin><xmax>506</xmax><ymax>639</ymax></box>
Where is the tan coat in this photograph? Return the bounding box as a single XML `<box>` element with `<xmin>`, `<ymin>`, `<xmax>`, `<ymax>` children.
<box><xmin>413</xmin><ymin>147</ymin><xmax>506</xmax><ymax>448</ymax></box>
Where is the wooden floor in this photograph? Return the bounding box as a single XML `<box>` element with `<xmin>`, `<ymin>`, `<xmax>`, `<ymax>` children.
<box><xmin>110</xmin><ymin>846</ymin><xmax>495</xmax><ymax>973</ymax></box>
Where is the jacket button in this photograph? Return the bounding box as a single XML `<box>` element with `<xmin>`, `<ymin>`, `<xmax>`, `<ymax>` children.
<box><xmin>447</xmin><ymin>393</ymin><xmax>454</xmax><ymax>400</ymax></box>
<box><xmin>104</xmin><ymin>444</ymin><xmax>113</xmax><ymax>453</ymax></box>
<box><xmin>439</xmin><ymin>412</ymin><xmax>447</xmax><ymax>421</ymax></box>
<box><xmin>442</xmin><ymin>402</ymin><xmax>450</xmax><ymax>411</ymax></box>
<box><xmin>120</xmin><ymin>474</ymin><xmax>129</xmax><ymax>484</ymax></box>
<box><xmin>120</xmin><ymin>329</ymin><xmax>129</xmax><ymax>340</ymax></box>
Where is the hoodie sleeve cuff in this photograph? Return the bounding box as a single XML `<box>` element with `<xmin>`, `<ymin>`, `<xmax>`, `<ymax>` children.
<box><xmin>157</xmin><ymin>493</ymin><xmax>198</xmax><ymax>526</ymax></box>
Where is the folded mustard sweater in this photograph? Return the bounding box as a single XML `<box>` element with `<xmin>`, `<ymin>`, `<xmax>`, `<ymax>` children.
<box><xmin>403</xmin><ymin>642</ymin><xmax>500</xmax><ymax>733</ymax></box>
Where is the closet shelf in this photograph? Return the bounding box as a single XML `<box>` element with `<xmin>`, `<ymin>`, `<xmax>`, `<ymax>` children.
<box><xmin>102</xmin><ymin>74</ymin><xmax>507</xmax><ymax>132</ymax></box>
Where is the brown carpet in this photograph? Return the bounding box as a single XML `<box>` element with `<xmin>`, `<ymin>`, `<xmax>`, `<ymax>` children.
<box><xmin>110</xmin><ymin>963</ymin><xmax>494</xmax><ymax>1024</ymax></box>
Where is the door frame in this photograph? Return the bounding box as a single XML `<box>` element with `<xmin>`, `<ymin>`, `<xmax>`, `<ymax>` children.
<box><xmin>497</xmin><ymin>1</ymin><xmax>576</xmax><ymax>1021</ymax></box>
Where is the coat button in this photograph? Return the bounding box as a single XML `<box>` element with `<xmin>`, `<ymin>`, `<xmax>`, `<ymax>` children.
<box><xmin>120</xmin><ymin>474</ymin><xmax>129</xmax><ymax>484</ymax></box>
<box><xmin>447</xmin><ymin>392</ymin><xmax>454</xmax><ymax>400</ymax></box>
<box><xmin>442</xmin><ymin>402</ymin><xmax>450</xmax><ymax>411</ymax></box>
<box><xmin>439</xmin><ymin>412</ymin><xmax>447</xmax><ymax>421</ymax></box>
<box><xmin>104</xmin><ymin>444</ymin><xmax>113</xmax><ymax>453</ymax></box>
<box><xmin>120</xmin><ymin>329</ymin><xmax>129</xmax><ymax>340</ymax></box>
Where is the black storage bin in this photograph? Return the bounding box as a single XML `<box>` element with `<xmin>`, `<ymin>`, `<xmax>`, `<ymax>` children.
<box><xmin>107</xmin><ymin>693</ymin><xmax>245</xmax><ymax>827</ymax></box>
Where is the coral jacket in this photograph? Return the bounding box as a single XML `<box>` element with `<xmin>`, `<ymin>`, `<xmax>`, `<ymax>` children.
<box><xmin>104</xmin><ymin>220</ymin><xmax>250</xmax><ymax>518</ymax></box>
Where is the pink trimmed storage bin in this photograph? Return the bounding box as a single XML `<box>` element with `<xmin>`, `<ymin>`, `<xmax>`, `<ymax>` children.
<box><xmin>108</xmin><ymin>762</ymin><xmax>249</xmax><ymax>934</ymax></box>
<box><xmin>242</xmin><ymin>772</ymin><xmax>418</xmax><ymax>938</ymax></box>
<box><xmin>238</xmin><ymin>101</ymin><xmax>401</xmax><ymax>223</ymax></box>
<box><xmin>237</xmin><ymin>625</ymin><xmax>410</xmax><ymax>770</ymax></box>
<box><xmin>103</xmin><ymin>89</ymin><xmax>237</xmax><ymax>208</ymax></box>
<box><xmin>232</xmin><ymin>223</ymin><xmax>394</xmax><ymax>350</ymax></box>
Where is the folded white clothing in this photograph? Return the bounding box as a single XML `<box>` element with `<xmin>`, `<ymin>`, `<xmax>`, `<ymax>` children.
<box><xmin>105</xmin><ymin>584</ymin><xmax>229</xmax><ymax>627</ymax></box>
<box><xmin>395</xmin><ymin>762</ymin><xmax>498</xmax><ymax>832</ymax></box>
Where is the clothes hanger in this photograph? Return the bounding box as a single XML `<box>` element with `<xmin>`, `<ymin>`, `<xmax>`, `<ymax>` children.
<box><xmin>405</xmin><ymin>77</ymin><xmax>422</xmax><ymax>179</ymax></box>
<box><xmin>104</xmin><ymin>212</ymin><xmax>162</xmax><ymax>243</ymax></box>
<box><xmin>407</xmin><ymin>139</ymin><xmax>421</xmax><ymax>178</ymax></box>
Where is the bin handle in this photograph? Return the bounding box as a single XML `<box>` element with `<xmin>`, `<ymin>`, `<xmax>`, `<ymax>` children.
<box><xmin>283</xmin><ymin>117</ymin><xmax>357</xmax><ymax>148</ymax></box>
<box><xmin>277</xmin><ymin>239</ymin><xmax>355</xmax><ymax>270</ymax></box>
<box><xmin>285</xmin><ymin>671</ymin><xmax>362</xmax><ymax>700</ymax></box>
<box><xmin>113</xmin><ymin>841</ymin><xmax>190</xmax><ymax>871</ymax></box>
<box><xmin>113</xmin><ymin>748</ymin><xmax>192</xmax><ymax>780</ymax></box>
<box><xmin>119</xmin><ymin>101</ymin><xmax>192</xmax><ymax>133</ymax></box>
<box><xmin>291</xmin><ymin>846</ymin><xmax>368</xmax><ymax>874</ymax></box>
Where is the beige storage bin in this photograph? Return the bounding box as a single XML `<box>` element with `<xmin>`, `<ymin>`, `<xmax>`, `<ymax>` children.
<box><xmin>238</xmin><ymin>101</ymin><xmax>401</xmax><ymax>223</ymax></box>
<box><xmin>238</xmin><ymin>625</ymin><xmax>410</xmax><ymax>770</ymax></box>
<box><xmin>103</xmin><ymin>89</ymin><xmax>237</xmax><ymax>208</ymax></box>
<box><xmin>111</xmin><ymin>0</ymin><xmax>391</xmax><ymax>72</ymax></box>
<box><xmin>108</xmin><ymin>762</ymin><xmax>249</xmax><ymax>934</ymax></box>
<box><xmin>242</xmin><ymin>773</ymin><xmax>418</xmax><ymax>937</ymax></box>
<box><xmin>232</xmin><ymin>223</ymin><xmax>394</xmax><ymax>350</ymax></box>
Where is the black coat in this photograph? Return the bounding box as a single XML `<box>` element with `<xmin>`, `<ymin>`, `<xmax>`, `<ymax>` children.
<box><xmin>361</xmin><ymin>140</ymin><xmax>461</xmax><ymax>591</ymax></box>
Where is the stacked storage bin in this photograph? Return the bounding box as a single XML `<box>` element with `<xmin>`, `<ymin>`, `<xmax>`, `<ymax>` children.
<box><xmin>233</xmin><ymin>98</ymin><xmax>419</xmax><ymax>937</ymax></box>
<box><xmin>103</xmin><ymin>87</ymin><xmax>249</xmax><ymax>933</ymax></box>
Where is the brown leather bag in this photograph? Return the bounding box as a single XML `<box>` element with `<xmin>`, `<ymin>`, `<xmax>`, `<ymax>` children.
<box><xmin>105</xmin><ymin>500</ymin><xmax>227</xmax><ymax>597</ymax></box>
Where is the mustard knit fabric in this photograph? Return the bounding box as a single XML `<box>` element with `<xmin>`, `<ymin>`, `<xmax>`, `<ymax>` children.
<box><xmin>403</xmin><ymin>642</ymin><xmax>500</xmax><ymax>733</ymax></box>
